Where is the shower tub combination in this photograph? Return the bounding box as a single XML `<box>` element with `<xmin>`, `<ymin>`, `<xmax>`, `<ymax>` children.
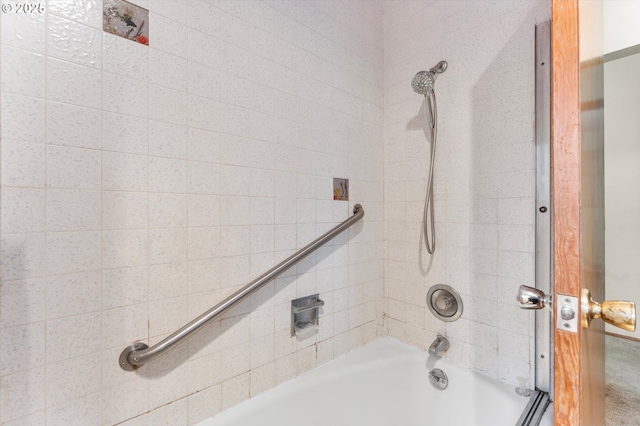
<box><xmin>196</xmin><ymin>337</ymin><xmax>529</xmax><ymax>426</ymax></box>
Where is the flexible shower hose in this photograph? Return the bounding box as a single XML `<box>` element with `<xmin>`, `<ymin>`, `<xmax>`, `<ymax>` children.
<box><xmin>424</xmin><ymin>89</ymin><xmax>437</xmax><ymax>255</ymax></box>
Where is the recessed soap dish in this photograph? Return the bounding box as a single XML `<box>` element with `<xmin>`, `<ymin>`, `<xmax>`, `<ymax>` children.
<box><xmin>291</xmin><ymin>294</ymin><xmax>324</xmax><ymax>337</ymax></box>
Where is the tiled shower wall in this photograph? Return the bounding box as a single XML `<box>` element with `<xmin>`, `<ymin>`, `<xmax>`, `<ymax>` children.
<box><xmin>0</xmin><ymin>1</ymin><xmax>384</xmax><ymax>424</ymax></box>
<box><xmin>382</xmin><ymin>0</ymin><xmax>550</xmax><ymax>386</ymax></box>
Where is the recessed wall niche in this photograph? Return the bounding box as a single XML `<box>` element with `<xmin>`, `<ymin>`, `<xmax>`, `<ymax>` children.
<box><xmin>333</xmin><ymin>178</ymin><xmax>349</xmax><ymax>201</ymax></box>
<box><xmin>103</xmin><ymin>0</ymin><xmax>149</xmax><ymax>45</ymax></box>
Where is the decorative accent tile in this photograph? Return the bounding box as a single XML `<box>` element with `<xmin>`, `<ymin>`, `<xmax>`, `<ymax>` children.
<box><xmin>333</xmin><ymin>178</ymin><xmax>349</xmax><ymax>201</ymax></box>
<box><xmin>103</xmin><ymin>0</ymin><xmax>149</xmax><ymax>46</ymax></box>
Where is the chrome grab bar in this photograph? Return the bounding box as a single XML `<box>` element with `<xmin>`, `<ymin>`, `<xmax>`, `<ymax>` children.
<box><xmin>119</xmin><ymin>204</ymin><xmax>364</xmax><ymax>371</ymax></box>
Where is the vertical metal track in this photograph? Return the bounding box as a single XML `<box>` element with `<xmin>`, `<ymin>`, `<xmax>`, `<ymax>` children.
<box><xmin>534</xmin><ymin>21</ymin><xmax>553</xmax><ymax>397</ymax></box>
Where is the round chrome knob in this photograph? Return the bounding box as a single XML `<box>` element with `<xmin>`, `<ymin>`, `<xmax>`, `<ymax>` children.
<box><xmin>517</xmin><ymin>285</ymin><xmax>550</xmax><ymax>310</ymax></box>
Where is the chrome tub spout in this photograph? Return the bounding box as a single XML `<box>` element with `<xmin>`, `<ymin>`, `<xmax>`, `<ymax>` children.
<box><xmin>429</xmin><ymin>335</ymin><xmax>450</xmax><ymax>357</ymax></box>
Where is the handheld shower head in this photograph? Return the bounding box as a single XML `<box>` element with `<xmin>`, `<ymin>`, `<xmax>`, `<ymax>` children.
<box><xmin>411</xmin><ymin>60</ymin><xmax>448</xmax><ymax>95</ymax></box>
<box><xmin>411</xmin><ymin>70</ymin><xmax>435</xmax><ymax>95</ymax></box>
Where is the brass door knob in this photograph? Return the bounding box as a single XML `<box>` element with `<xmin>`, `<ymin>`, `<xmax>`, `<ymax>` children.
<box><xmin>581</xmin><ymin>289</ymin><xmax>636</xmax><ymax>332</ymax></box>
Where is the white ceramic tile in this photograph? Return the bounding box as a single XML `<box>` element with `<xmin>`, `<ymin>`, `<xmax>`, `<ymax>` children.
<box><xmin>470</xmin><ymin>345</ymin><xmax>498</xmax><ymax>377</ymax></box>
<box><xmin>498</xmin><ymin>329</ymin><xmax>530</xmax><ymax>361</ymax></box>
<box><xmin>103</xmin><ymin>72</ymin><xmax>149</xmax><ymax>118</ymax></box>
<box><xmin>218</xmin><ymin>342</ymin><xmax>250</xmax><ymax>381</ymax></box>
<box><xmin>187</xmin><ymin>227</ymin><xmax>220</xmax><ymax>260</ymax></box>
<box><xmin>274</xmin><ymin>198</ymin><xmax>296</xmax><ymax>225</ymax></box>
<box><xmin>3</xmin><ymin>411</ymin><xmax>46</xmax><ymax>426</ymax></box>
<box><xmin>220</xmin><ymin>196</ymin><xmax>250</xmax><ymax>225</ymax></box>
<box><xmin>1</xmin><ymin>188</ymin><xmax>45</xmax><ymax>233</ymax></box>
<box><xmin>188</xmin><ymin>95</ymin><xmax>250</xmax><ymax>137</ymax></box>
<box><xmin>45</xmin><ymin>231</ymin><xmax>101</xmax><ymax>275</ymax></box>
<box><xmin>150</xmin><ymin>12</ymin><xmax>188</xmax><ymax>58</ymax></box>
<box><xmin>187</xmin><ymin>383</ymin><xmax>221</xmax><ymax>425</ymax></box>
<box><xmin>1</xmin><ymin>93</ymin><xmax>46</xmax><ymax>142</ymax></box>
<box><xmin>188</xmin><ymin>161</ymin><xmax>220</xmax><ymax>194</ymax></box>
<box><xmin>1</xmin><ymin>46</ymin><xmax>45</xmax><ymax>97</ymax></box>
<box><xmin>250</xmin><ymin>169</ymin><xmax>275</xmax><ymax>197</ymax></box>
<box><xmin>102</xmin><ymin>266</ymin><xmax>148</xmax><ymax>309</ymax></box>
<box><xmin>149</xmin><ymin>296</ymin><xmax>189</xmax><ymax>338</ymax></box>
<box><xmin>47</xmin><ymin>14</ymin><xmax>102</xmax><ymax>68</ymax></box>
<box><xmin>46</xmin><ymin>58</ymin><xmax>101</xmax><ymax>109</ymax></box>
<box><xmin>150</xmin><ymin>48</ymin><xmax>188</xmax><ymax>92</ymax></box>
<box><xmin>296</xmin><ymin>344</ymin><xmax>317</xmax><ymax>374</ymax></box>
<box><xmin>219</xmin><ymin>226</ymin><xmax>250</xmax><ymax>257</ymax></box>
<box><xmin>46</xmin><ymin>145</ymin><xmax>101</xmax><ymax>189</ymax></box>
<box><xmin>249</xmin><ymin>139</ymin><xmax>274</xmax><ymax>169</ymax></box>
<box><xmin>273</xmin><ymin>224</ymin><xmax>295</xmax><ymax>253</ymax></box>
<box><xmin>250</xmin><ymin>361</ymin><xmax>275</xmax><ymax>396</ymax></box>
<box><xmin>149</xmin><ymin>121</ymin><xmax>187</xmax><ymax>159</ymax></box>
<box><xmin>146</xmin><ymin>398</ymin><xmax>188</xmax><ymax>426</ymax></box>
<box><xmin>102</xmin><ymin>346</ymin><xmax>140</xmax><ymax>398</ymax></box>
<box><xmin>149</xmin><ymin>228</ymin><xmax>187</xmax><ymax>264</ymax></box>
<box><xmin>275</xmin><ymin>353</ymin><xmax>297</xmax><ymax>385</ymax></box>
<box><xmin>498</xmin><ymin>224</ymin><xmax>532</xmax><ymax>253</ymax></box>
<box><xmin>46</xmin><ymin>271</ymin><xmax>100</xmax><ymax>319</ymax></box>
<box><xmin>149</xmin><ymin>157</ymin><xmax>188</xmax><ymax>193</ymax></box>
<box><xmin>149</xmin><ymin>261</ymin><xmax>186</xmax><ymax>300</ymax></box>
<box><xmin>498</xmin><ymin>197</ymin><xmax>534</xmax><ymax>225</ymax></box>
<box><xmin>251</xmin><ymin>225</ymin><xmax>274</xmax><ymax>254</ymax></box>
<box><xmin>103</xmin><ymin>151</ymin><xmax>148</xmax><ymax>192</ymax></box>
<box><xmin>101</xmin><ymin>304</ymin><xmax>148</xmax><ymax>349</ymax></box>
<box><xmin>45</xmin><ymin>354</ymin><xmax>101</xmax><ymax>407</ymax></box>
<box><xmin>102</xmin><ymin>191</ymin><xmax>148</xmax><ymax>230</ymax></box>
<box><xmin>47</xmin><ymin>0</ymin><xmax>102</xmax><ymax>29</ymax></box>
<box><xmin>188</xmin><ymin>60</ymin><xmax>220</xmax><ymax>101</ymax></box>
<box><xmin>0</xmin><ymin>322</ymin><xmax>45</xmax><ymax>375</ymax></box>
<box><xmin>1</xmin><ymin>140</ymin><xmax>45</xmax><ymax>187</ymax></box>
<box><xmin>102</xmin><ymin>378</ymin><xmax>149</xmax><ymax>425</ymax></box>
<box><xmin>188</xmin><ymin>194</ymin><xmax>220</xmax><ymax>227</ymax></box>
<box><xmin>102</xmin><ymin>229</ymin><xmax>149</xmax><ymax>269</ymax></box>
<box><xmin>250</xmin><ymin>334</ymin><xmax>275</xmax><ymax>369</ymax></box>
<box><xmin>220</xmin><ymin>372</ymin><xmax>250</xmax><ymax>411</ymax></box>
<box><xmin>102</xmin><ymin>112</ymin><xmax>149</xmax><ymax>154</ymax></box>
<box><xmin>187</xmin><ymin>258</ymin><xmax>221</xmax><ymax>294</ymax></box>
<box><xmin>45</xmin><ymin>392</ymin><xmax>101</xmax><ymax>426</ymax></box>
<box><xmin>498</xmin><ymin>250</ymin><xmax>532</xmax><ymax>281</ymax></box>
<box><xmin>0</xmin><ymin>368</ymin><xmax>45</xmax><ymax>423</ymax></box>
<box><xmin>250</xmin><ymin>197</ymin><xmax>275</xmax><ymax>225</ymax></box>
<box><xmin>46</xmin><ymin>101</ymin><xmax>101</xmax><ymax>149</ymax></box>
<box><xmin>0</xmin><ymin>233</ymin><xmax>45</xmax><ymax>280</ymax></box>
<box><xmin>1</xmin><ymin>9</ymin><xmax>46</xmax><ymax>54</ymax></box>
<box><xmin>219</xmin><ymin>134</ymin><xmax>251</xmax><ymax>167</ymax></box>
<box><xmin>188</xmin><ymin>127</ymin><xmax>221</xmax><ymax>163</ymax></box>
<box><xmin>149</xmin><ymin>84</ymin><xmax>188</xmax><ymax>125</ymax></box>
<box><xmin>188</xmin><ymin>25</ymin><xmax>221</xmax><ymax>66</ymax></box>
<box><xmin>0</xmin><ymin>277</ymin><xmax>45</xmax><ymax>328</ymax></box>
<box><xmin>46</xmin><ymin>312</ymin><xmax>101</xmax><ymax>363</ymax></box>
<box><xmin>497</xmin><ymin>355</ymin><xmax>531</xmax><ymax>387</ymax></box>
<box><xmin>149</xmin><ymin>0</ymin><xmax>188</xmax><ymax>24</ymax></box>
<box><xmin>46</xmin><ymin>189</ymin><xmax>100</xmax><ymax>231</ymax></box>
<box><xmin>217</xmin><ymin>313</ymin><xmax>250</xmax><ymax>349</ymax></box>
<box><xmin>149</xmin><ymin>193</ymin><xmax>187</xmax><ymax>228</ymax></box>
<box><xmin>103</xmin><ymin>32</ymin><xmax>149</xmax><ymax>79</ymax></box>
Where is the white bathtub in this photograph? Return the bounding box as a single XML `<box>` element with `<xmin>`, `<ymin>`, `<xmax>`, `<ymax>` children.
<box><xmin>197</xmin><ymin>337</ymin><xmax>530</xmax><ymax>426</ymax></box>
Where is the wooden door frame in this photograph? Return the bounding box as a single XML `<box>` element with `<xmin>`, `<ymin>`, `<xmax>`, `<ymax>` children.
<box><xmin>552</xmin><ymin>0</ymin><xmax>606</xmax><ymax>424</ymax></box>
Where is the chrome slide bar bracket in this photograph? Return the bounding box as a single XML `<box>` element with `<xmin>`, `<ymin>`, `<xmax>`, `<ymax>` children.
<box><xmin>119</xmin><ymin>204</ymin><xmax>364</xmax><ymax>371</ymax></box>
